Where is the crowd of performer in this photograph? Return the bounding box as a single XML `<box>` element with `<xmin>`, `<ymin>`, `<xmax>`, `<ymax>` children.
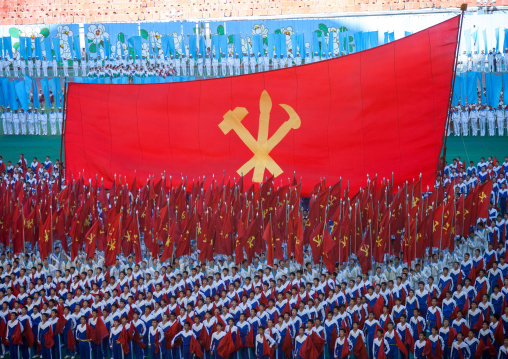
<box><xmin>450</xmin><ymin>104</ymin><xmax>508</xmax><ymax>137</ymax></box>
<box><xmin>0</xmin><ymin>152</ymin><xmax>508</xmax><ymax>359</ymax></box>
<box><xmin>1</xmin><ymin>46</ymin><xmax>506</xmax><ymax>82</ymax></box>
<box><xmin>0</xmin><ymin>106</ymin><xmax>63</xmax><ymax>136</ymax></box>
<box><xmin>0</xmin><ymin>49</ymin><xmax>348</xmax><ymax>81</ymax></box>
<box><xmin>457</xmin><ymin>49</ymin><xmax>508</xmax><ymax>73</ymax></box>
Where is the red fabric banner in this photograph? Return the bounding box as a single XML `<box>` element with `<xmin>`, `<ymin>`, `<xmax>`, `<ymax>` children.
<box><xmin>65</xmin><ymin>17</ymin><xmax>459</xmax><ymax>196</ymax></box>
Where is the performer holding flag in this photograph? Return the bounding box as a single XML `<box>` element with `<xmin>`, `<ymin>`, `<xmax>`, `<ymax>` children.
<box><xmin>76</xmin><ymin>316</ymin><xmax>92</xmax><ymax>359</ymax></box>
<box><xmin>148</xmin><ymin>319</ymin><xmax>162</xmax><ymax>359</ymax></box>
<box><xmin>6</xmin><ymin>312</ymin><xmax>23</xmax><ymax>359</ymax></box>
<box><xmin>38</xmin><ymin>313</ymin><xmax>55</xmax><ymax>359</ymax></box>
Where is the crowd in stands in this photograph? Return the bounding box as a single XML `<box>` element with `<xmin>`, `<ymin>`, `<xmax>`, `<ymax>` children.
<box><xmin>450</xmin><ymin>104</ymin><xmax>508</xmax><ymax>137</ymax></box>
<box><xmin>458</xmin><ymin>49</ymin><xmax>508</xmax><ymax>73</ymax></box>
<box><xmin>1</xmin><ymin>46</ymin><xmax>506</xmax><ymax>83</ymax></box>
<box><xmin>0</xmin><ymin>152</ymin><xmax>507</xmax><ymax>359</ymax></box>
<box><xmin>0</xmin><ymin>48</ymin><xmax>354</xmax><ymax>82</ymax></box>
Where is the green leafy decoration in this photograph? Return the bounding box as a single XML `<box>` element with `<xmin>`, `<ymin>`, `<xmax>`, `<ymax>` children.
<box><xmin>193</xmin><ymin>27</ymin><xmax>198</xmax><ymax>34</ymax></box>
<box><xmin>99</xmin><ymin>40</ymin><xmax>104</xmax><ymax>47</ymax></box>
<box><xmin>129</xmin><ymin>48</ymin><xmax>135</xmax><ymax>58</ymax></box>
<box><xmin>349</xmin><ymin>44</ymin><xmax>355</xmax><ymax>52</ymax></box>
<box><xmin>217</xmin><ymin>25</ymin><xmax>224</xmax><ymax>36</ymax></box>
<box><xmin>118</xmin><ymin>33</ymin><xmax>125</xmax><ymax>43</ymax></box>
<box><xmin>314</xmin><ymin>30</ymin><xmax>322</xmax><ymax>38</ymax></box>
<box><xmin>140</xmin><ymin>29</ymin><xmax>149</xmax><ymax>40</ymax></box>
<box><xmin>262</xmin><ymin>37</ymin><xmax>268</xmax><ymax>46</ymax></box>
<box><xmin>319</xmin><ymin>24</ymin><xmax>328</xmax><ymax>36</ymax></box>
<box><xmin>274</xmin><ymin>29</ymin><xmax>281</xmax><ymax>34</ymax></box>
<box><xmin>40</xmin><ymin>28</ymin><xmax>50</xmax><ymax>38</ymax></box>
<box><xmin>13</xmin><ymin>42</ymin><xmax>19</xmax><ymax>50</ymax></box>
<box><xmin>89</xmin><ymin>43</ymin><xmax>97</xmax><ymax>53</ymax></box>
<box><xmin>9</xmin><ymin>28</ymin><xmax>20</xmax><ymax>39</ymax></box>
<box><xmin>339</xmin><ymin>26</ymin><xmax>348</xmax><ymax>33</ymax></box>
<box><xmin>227</xmin><ymin>35</ymin><xmax>234</xmax><ymax>44</ymax></box>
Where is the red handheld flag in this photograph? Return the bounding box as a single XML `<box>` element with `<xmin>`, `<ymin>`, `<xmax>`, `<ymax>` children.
<box><xmin>44</xmin><ymin>326</ymin><xmax>55</xmax><ymax>348</ymax></box>
<box><xmin>11</xmin><ymin>323</ymin><xmax>23</xmax><ymax>345</ymax></box>
<box><xmin>217</xmin><ymin>331</ymin><xmax>235</xmax><ymax>359</ymax></box>
<box><xmin>190</xmin><ymin>335</ymin><xmax>204</xmax><ymax>359</ymax></box>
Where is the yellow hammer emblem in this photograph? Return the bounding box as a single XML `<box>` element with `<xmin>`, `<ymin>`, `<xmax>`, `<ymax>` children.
<box><xmin>218</xmin><ymin>90</ymin><xmax>301</xmax><ymax>182</ymax></box>
<box><xmin>313</xmin><ymin>235</ymin><xmax>323</xmax><ymax>247</ymax></box>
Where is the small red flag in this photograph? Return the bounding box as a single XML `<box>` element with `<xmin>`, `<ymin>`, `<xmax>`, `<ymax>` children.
<box><xmin>217</xmin><ymin>331</ymin><xmax>235</xmax><ymax>359</ymax></box>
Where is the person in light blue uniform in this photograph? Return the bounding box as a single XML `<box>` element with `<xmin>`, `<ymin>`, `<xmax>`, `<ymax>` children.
<box><xmin>76</xmin><ymin>316</ymin><xmax>91</xmax><ymax>359</ymax></box>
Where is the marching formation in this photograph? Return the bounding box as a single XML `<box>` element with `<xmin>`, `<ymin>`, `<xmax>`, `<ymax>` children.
<box><xmin>0</xmin><ymin>49</ymin><xmax>346</xmax><ymax>82</ymax></box>
<box><xmin>1</xmin><ymin>46</ymin><xmax>508</xmax><ymax>81</ymax></box>
<box><xmin>0</xmin><ymin>153</ymin><xmax>507</xmax><ymax>358</ymax></box>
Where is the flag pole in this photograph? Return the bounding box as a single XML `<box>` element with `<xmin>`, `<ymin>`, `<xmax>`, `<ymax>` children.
<box><xmin>441</xmin><ymin>7</ymin><xmax>466</xmax><ymax>175</ymax></box>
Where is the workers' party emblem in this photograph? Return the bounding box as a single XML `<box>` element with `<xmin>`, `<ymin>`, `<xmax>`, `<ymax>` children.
<box><xmin>219</xmin><ymin>90</ymin><xmax>301</xmax><ymax>182</ymax></box>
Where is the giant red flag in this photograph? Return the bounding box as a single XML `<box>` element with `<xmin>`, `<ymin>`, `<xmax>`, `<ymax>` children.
<box><xmin>65</xmin><ymin>17</ymin><xmax>460</xmax><ymax>196</ymax></box>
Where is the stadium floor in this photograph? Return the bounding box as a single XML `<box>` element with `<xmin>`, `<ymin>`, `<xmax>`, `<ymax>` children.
<box><xmin>0</xmin><ymin>134</ymin><xmax>506</xmax><ymax>169</ymax></box>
